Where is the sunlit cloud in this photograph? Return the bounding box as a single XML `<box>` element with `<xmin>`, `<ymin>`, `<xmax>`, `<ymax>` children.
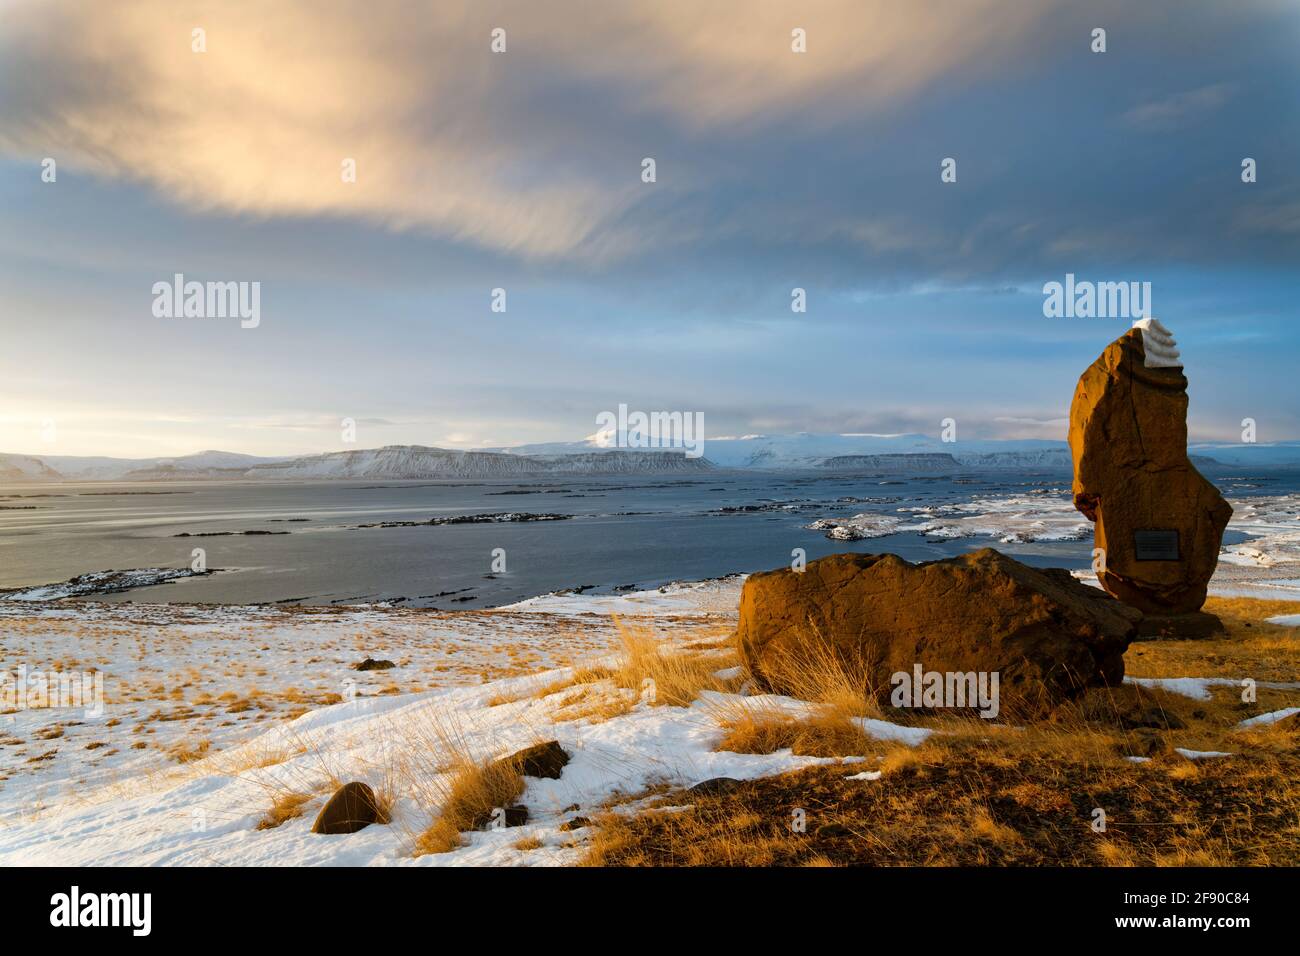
<box><xmin>0</xmin><ymin>0</ymin><xmax>1056</xmax><ymax>260</ymax></box>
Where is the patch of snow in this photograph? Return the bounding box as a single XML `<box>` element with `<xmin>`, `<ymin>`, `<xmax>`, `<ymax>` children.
<box><xmin>1125</xmin><ymin>677</ymin><xmax>1238</xmax><ymax>701</ymax></box>
<box><xmin>807</xmin><ymin>492</ymin><xmax>1090</xmax><ymax>545</ymax></box>
<box><xmin>852</xmin><ymin>717</ymin><xmax>935</xmax><ymax>746</ymax></box>
<box><xmin>500</xmin><ymin>577</ymin><xmax>743</xmax><ymax>616</ymax></box>
<box><xmin>806</xmin><ymin>514</ymin><xmax>901</xmax><ymax>541</ymax></box>
<box><xmin>1125</xmin><ymin>676</ymin><xmax>1300</xmax><ymax>700</ymax></box>
<box><xmin>0</xmin><ymin>567</ymin><xmax>209</xmax><ymax>601</ymax></box>
<box><xmin>1235</xmin><ymin>707</ymin><xmax>1300</xmax><ymax>730</ymax></box>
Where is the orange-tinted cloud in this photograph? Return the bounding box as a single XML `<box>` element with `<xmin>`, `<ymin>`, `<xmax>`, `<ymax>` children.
<box><xmin>0</xmin><ymin>0</ymin><xmax>1056</xmax><ymax>258</ymax></box>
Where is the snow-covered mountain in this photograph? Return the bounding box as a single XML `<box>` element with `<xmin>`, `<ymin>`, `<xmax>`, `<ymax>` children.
<box><xmin>25</xmin><ymin>450</ymin><xmax>279</xmax><ymax>481</ymax></box>
<box><xmin>502</xmin><ymin>433</ymin><xmax>1076</xmax><ymax>470</ymax></box>
<box><xmin>243</xmin><ymin>446</ymin><xmax>712</xmax><ymax>479</ymax></box>
<box><xmin>1187</xmin><ymin>440</ymin><xmax>1300</xmax><ymax>467</ymax></box>
<box><xmin>816</xmin><ymin>453</ymin><xmax>961</xmax><ymax>473</ymax></box>
<box><xmin>502</xmin><ymin>433</ymin><xmax>1300</xmax><ymax>471</ymax></box>
<box><xmin>0</xmin><ymin>446</ymin><xmax>713</xmax><ymax>481</ymax></box>
<box><xmin>5</xmin><ymin>434</ymin><xmax>1297</xmax><ymax>483</ymax></box>
<box><xmin>0</xmin><ymin>453</ymin><xmax>62</xmax><ymax>481</ymax></box>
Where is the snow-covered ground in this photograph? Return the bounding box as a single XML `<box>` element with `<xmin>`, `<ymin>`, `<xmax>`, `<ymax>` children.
<box><xmin>0</xmin><ymin>572</ymin><xmax>975</xmax><ymax>865</ymax></box>
<box><xmin>808</xmin><ymin>491</ymin><xmax>1300</xmax><ymax>599</ymax></box>
<box><xmin>3</xmin><ymin>580</ymin><xmax>862</xmax><ymax>865</ymax></box>
<box><xmin>1126</xmin><ymin>676</ymin><xmax>1300</xmax><ymax>701</ymax></box>
<box><xmin>0</xmin><ymin>582</ymin><xmax>740</xmax><ymax>800</ymax></box>
<box><xmin>3</xmin><ymin>492</ymin><xmax>1299</xmax><ymax>866</ymax></box>
<box><xmin>807</xmin><ymin>489</ymin><xmax>1090</xmax><ymax>543</ymax></box>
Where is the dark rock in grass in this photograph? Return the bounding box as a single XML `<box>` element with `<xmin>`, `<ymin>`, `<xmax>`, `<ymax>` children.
<box><xmin>815</xmin><ymin>822</ymin><xmax>853</xmax><ymax>840</ymax></box>
<box><xmin>311</xmin><ymin>781</ymin><xmax>389</xmax><ymax>835</ymax></box>
<box><xmin>1120</xmin><ymin>730</ymin><xmax>1174</xmax><ymax>758</ymax></box>
<box><xmin>687</xmin><ymin>777</ymin><xmax>742</xmax><ymax>796</ymax></box>
<box><xmin>560</xmin><ymin>816</ymin><xmax>591</xmax><ymax>831</ymax></box>
<box><xmin>494</xmin><ymin>740</ymin><xmax>570</xmax><ymax>779</ymax></box>
<box><xmin>353</xmin><ymin>658</ymin><xmax>396</xmax><ymax>671</ymax></box>
<box><xmin>1120</xmin><ymin>705</ymin><xmax>1186</xmax><ymax>731</ymax></box>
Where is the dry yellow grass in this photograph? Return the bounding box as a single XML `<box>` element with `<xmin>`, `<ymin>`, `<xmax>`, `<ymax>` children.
<box><xmin>604</xmin><ymin>617</ymin><xmax>733</xmax><ymax>707</ymax></box>
<box><xmin>255</xmin><ymin>792</ymin><xmax>313</xmax><ymax>830</ymax></box>
<box><xmin>580</xmin><ymin>596</ymin><xmax>1300</xmax><ymax>866</ymax></box>
<box><xmin>414</xmin><ymin>755</ymin><xmax>526</xmax><ymax>855</ymax></box>
<box><xmin>166</xmin><ymin>738</ymin><xmax>211</xmax><ymax>763</ymax></box>
<box><xmin>549</xmin><ymin>684</ymin><xmax>637</xmax><ymax>724</ymax></box>
<box><xmin>487</xmin><ymin>618</ymin><xmax>735</xmax><ymax>715</ymax></box>
<box><xmin>1126</xmin><ymin>596</ymin><xmax>1300</xmax><ymax>683</ymax></box>
<box><xmin>485</xmin><ymin>665</ymin><xmax>617</xmax><ymax>707</ymax></box>
<box><xmin>743</xmin><ymin>622</ymin><xmax>883</xmax><ymax>720</ymax></box>
<box><xmin>712</xmin><ymin>703</ymin><xmax>875</xmax><ymax>759</ymax></box>
<box><xmin>584</xmin><ymin>724</ymin><xmax>1300</xmax><ymax>866</ymax></box>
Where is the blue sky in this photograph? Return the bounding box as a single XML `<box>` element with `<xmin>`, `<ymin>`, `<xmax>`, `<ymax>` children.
<box><xmin>1</xmin><ymin>0</ymin><xmax>1297</xmax><ymax>457</ymax></box>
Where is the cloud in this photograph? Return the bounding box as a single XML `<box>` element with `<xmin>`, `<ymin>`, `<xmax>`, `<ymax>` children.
<box><xmin>994</xmin><ymin>416</ymin><xmax>1069</xmax><ymax>427</ymax></box>
<box><xmin>0</xmin><ymin>0</ymin><xmax>1056</xmax><ymax>260</ymax></box>
<box><xmin>1121</xmin><ymin>83</ymin><xmax>1235</xmax><ymax>130</ymax></box>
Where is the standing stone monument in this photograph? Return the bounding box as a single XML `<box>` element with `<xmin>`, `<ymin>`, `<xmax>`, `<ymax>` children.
<box><xmin>1068</xmin><ymin>319</ymin><xmax>1232</xmax><ymax>637</ymax></box>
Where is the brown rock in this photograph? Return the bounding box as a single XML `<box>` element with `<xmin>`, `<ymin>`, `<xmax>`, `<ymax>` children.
<box><xmin>491</xmin><ymin>740</ymin><xmax>569</xmax><ymax>780</ymax></box>
<box><xmin>1120</xmin><ymin>730</ymin><xmax>1175</xmax><ymax>758</ymax></box>
<box><xmin>687</xmin><ymin>777</ymin><xmax>743</xmax><ymax>796</ymax></box>
<box><xmin>311</xmin><ymin>781</ymin><xmax>389</xmax><ymax>835</ymax></box>
<box><xmin>736</xmin><ymin>548</ymin><xmax>1141</xmax><ymax>719</ymax></box>
<box><xmin>1069</xmin><ymin>327</ymin><xmax>1232</xmax><ymax>614</ymax></box>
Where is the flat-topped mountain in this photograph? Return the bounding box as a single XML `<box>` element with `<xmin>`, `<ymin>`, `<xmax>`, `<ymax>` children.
<box><xmin>3</xmin><ymin>431</ymin><xmax>1291</xmax><ymax>483</ymax></box>
<box><xmin>815</xmin><ymin>453</ymin><xmax>960</xmax><ymax>473</ymax></box>
<box><xmin>0</xmin><ymin>446</ymin><xmax>714</xmax><ymax>481</ymax></box>
<box><xmin>244</xmin><ymin>446</ymin><xmax>712</xmax><ymax>480</ymax></box>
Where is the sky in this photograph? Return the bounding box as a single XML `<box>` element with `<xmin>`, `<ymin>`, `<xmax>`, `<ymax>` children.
<box><xmin>1</xmin><ymin>0</ymin><xmax>1298</xmax><ymax>458</ymax></box>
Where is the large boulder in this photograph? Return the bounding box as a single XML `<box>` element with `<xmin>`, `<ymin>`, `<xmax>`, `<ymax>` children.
<box><xmin>737</xmin><ymin>549</ymin><xmax>1141</xmax><ymax>718</ymax></box>
<box><xmin>1069</xmin><ymin>324</ymin><xmax>1232</xmax><ymax>615</ymax></box>
<box><xmin>490</xmin><ymin>740</ymin><xmax>570</xmax><ymax>780</ymax></box>
<box><xmin>311</xmin><ymin>781</ymin><xmax>389</xmax><ymax>835</ymax></box>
